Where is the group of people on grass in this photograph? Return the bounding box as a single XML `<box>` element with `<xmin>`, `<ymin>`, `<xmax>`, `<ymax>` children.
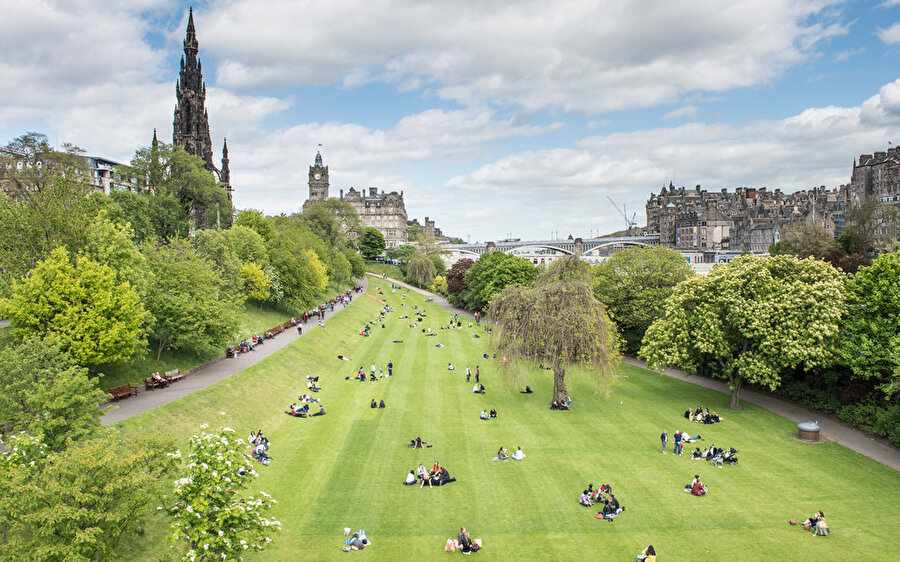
<box><xmin>370</xmin><ymin>398</ymin><xmax>386</xmax><ymax>408</ymax></box>
<box><xmin>409</xmin><ymin>461</ymin><xmax>456</xmax><ymax>487</ymax></box>
<box><xmin>577</xmin><ymin>483</ymin><xmax>624</xmax><ymax>521</ymax></box>
<box><xmin>684</xmin><ymin>474</ymin><xmax>708</xmax><ymax>496</ymax></box>
<box><xmin>286</xmin><ymin>385</ymin><xmax>326</xmax><ymax>417</ymax></box>
<box><xmin>494</xmin><ymin>446</ymin><xmax>525</xmax><ymax>461</ymax></box>
<box><xmin>247</xmin><ymin>430</ymin><xmax>271</xmax><ymax>464</ymax></box>
<box><xmin>684</xmin><ymin>405</ymin><xmax>723</xmax><ymax>424</ymax></box>
<box><xmin>660</xmin><ymin>429</ymin><xmax>702</xmax><ymax>455</ymax></box>
<box><xmin>479</xmin><ymin>409</ymin><xmax>497</xmax><ymax>420</ymax></box>
<box><xmin>791</xmin><ymin>510</ymin><xmax>829</xmax><ymax>536</ymax></box>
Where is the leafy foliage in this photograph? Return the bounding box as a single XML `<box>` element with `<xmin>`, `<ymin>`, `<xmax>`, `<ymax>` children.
<box><xmin>768</xmin><ymin>222</ymin><xmax>837</xmax><ymax>259</ymax></box>
<box><xmin>406</xmin><ymin>254</ymin><xmax>436</xmax><ymax>287</ymax></box>
<box><xmin>1</xmin><ymin>247</ymin><xmax>148</xmax><ymax>369</ymax></box>
<box><xmin>839</xmin><ymin>251</ymin><xmax>900</xmax><ymax>398</ymax></box>
<box><xmin>241</xmin><ymin>263</ymin><xmax>271</xmax><ymax>301</ymax></box>
<box><xmin>1</xmin><ymin>433</ymin><xmax>176</xmax><ymax>562</ymax></box>
<box><xmin>592</xmin><ymin>245</ymin><xmax>693</xmax><ymax>353</ymax></box>
<box><xmin>359</xmin><ymin>227</ymin><xmax>386</xmax><ymax>258</ymax></box>
<box><xmin>168</xmin><ymin>422</ymin><xmax>280</xmax><ymax>560</ymax></box>
<box><xmin>463</xmin><ymin>251</ymin><xmax>537</xmax><ymax>312</ymax></box>
<box><xmin>0</xmin><ymin>337</ymin><xmax>107</xmax><ymax>452</ymax></box>
<box><xmin>640</xmin><ymin>255</ymin><xmax>845</xmax><ymax>408</ymax></box>
<box><xmin>446</xmin><ymin>258</ymin><xmax>474</xmax><ymax>298</ymax></box>
<box><xmin>489</xmin><ymin>257</ymin><xmax>620</xmax><ymax>404</ymax></box>
<box><xmin>143</xmin><ymin>238</ymin><xmax>240</xmax><ymax>360</ymax></box>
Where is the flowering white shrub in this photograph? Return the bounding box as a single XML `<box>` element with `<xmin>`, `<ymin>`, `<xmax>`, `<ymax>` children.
<box><xmin>168</xmin><ymin>422</ymin><xmax>280</xmax><ymax>560</ymax></box>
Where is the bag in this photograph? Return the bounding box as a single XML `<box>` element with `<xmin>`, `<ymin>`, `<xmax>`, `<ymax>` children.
<box><xmin>789</xmin><ymin>519</ymin><xmax>798</xmax><ymax>526</ymax></box>
<box><xmin>445</xmin><ymin>539</ymin><xmax>456</xmax><ymax>552</ymax></box>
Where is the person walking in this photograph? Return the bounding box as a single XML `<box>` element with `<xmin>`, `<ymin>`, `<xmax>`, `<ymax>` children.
<box><xmin>475</xmin><ymin>366</ymin><xmax>480</xmax><ymax>383</ymax></box>
<box><xmin>297</xmin><ymin>324</ymin><xmax>303</xmax><ymax>335</ymax></box>
<box><xmin>660</xmin><ymin>429</ymin><xmax>668</xmax><ymax>454</ymax></box>
<box><xmin>388</xmin><ymin>360</ymin><xmax>393</xmax><ymax>376</ymax></box>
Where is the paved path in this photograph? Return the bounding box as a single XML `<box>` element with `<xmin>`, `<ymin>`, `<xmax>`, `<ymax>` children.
<box><xmin>373</xmin><ymin>273</ymin><xmax>900</xmax><ymax>472</ymax></box>
<box><xmin>103</xmin><ymin>279</ymin><xmax>368</xmax><ymax>425</ymax></box>
<box><xmin>0</xmin><ymin>319</ymin><xmax>10</xmax><ymax>328</ymax></box>
<box><xmin>366</xmin><ymin>272</ymin><xmax>471</xmax><ymax>317</ymax></box>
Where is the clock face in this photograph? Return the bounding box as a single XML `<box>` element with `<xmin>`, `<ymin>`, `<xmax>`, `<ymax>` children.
<box><xmin>314</xmin><ymin>173</ymin><xmax>321</xmax><ymax>180</ymax></box>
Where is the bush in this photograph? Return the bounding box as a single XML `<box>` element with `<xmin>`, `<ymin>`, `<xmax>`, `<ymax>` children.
<box><xmin>839</xmin><ymin>401</ymin><xmax>900</xmax><ymax>446</ymax></box>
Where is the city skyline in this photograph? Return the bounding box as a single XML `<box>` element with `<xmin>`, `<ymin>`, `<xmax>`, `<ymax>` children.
<box><xmin>1</xmin><ymin>0</ymin><xmax>899</xmax><ymax>241</ymax></box>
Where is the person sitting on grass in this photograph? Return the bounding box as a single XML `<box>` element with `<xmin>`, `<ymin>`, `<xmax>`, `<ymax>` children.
<box><xmin>473</xmin><ymin>384</ymin><xmax>485</xmax><ymax>394</ymax></box>
<box><xmin>370</xmin><ymin>399</ymin><xmax>377</xmax><ymax>408</ymax></box>
<box><xmin>457</xmin><ymin>527</ymin><xmax>481</xmax><ymax>553</ymax></box>
<box><xmin>448</xmin><ymin>363</ymin><xmax>455</xmax><ymax>370</ymax></box>
<box><xmin>489</xmin><ymin>409</ymin><xmax>497</xmax><ymax>419</ymax></box>
<box><xmin>512</xmin><ymin>446</ymin><xmax>525</xmax><ymax>460</ymax></box>
<box><xmin>521</xmin><ymin>385</ymin><xmax>533</xmax><ymax>394</ymax></box>
<box><xmin>403</xmin><ymin>470</ymin><xmax>417</xmax><ymax>485</ymax></box>
<box><xmin>480</xmin><ymin>409</ymin><xmax>489</xmax><ymax>420</ymax></box>
<box><xmin>636</xmin><ymin>545</ymin><xmax>656</xmax><ymax>561</ymax></box>
<box><xmin>579</xmin><ymin>490</ymin><xmax>593</xmax><ymax>507</ymax></box>
<box><xmin>691</xmin><ymin>447</ymin><xmax>704</xmax><ymax>460</ymax></box>
<box><xmin>379</xmin><ymin>399</ymin><xmax>386</xmax><ymax>408</ymax></box>
<box><xmin>690</xmin><ymin>475</ymin><xmax>707</xmax><ymax>496</ymax></box>
<box><xmin>420</xmin><ymin>470</ymin><xmax>433</xmax><ymax>488</ymax></box>
<box><xmin>497</xmin><ymin>447</ymin><xmax>509</xmax><ymax>461</ymax></box>
<box><xmin>312</xmin><ymin>405</ymin><xmax>326</xmax><ymax>416</ymax></box>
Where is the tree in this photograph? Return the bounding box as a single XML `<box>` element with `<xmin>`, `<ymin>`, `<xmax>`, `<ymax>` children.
<box><xmin>80</xmin><ymin>210</ymin><xmax>151</xmax><ymax>297</ymax></box>
<box><xmin>839</xmin><ymin>195</ymin><xmax>899</xmax><ymax>255</ymax></box>
<box><xmin>408</xmin><ymin>222</ymin><xmax>421</xmax><ymax>242</ymax></box>
<box><xmin>3</xmin><ymin>433</ymin><xmax>176</xmax><ymax>561</ymax></box>
<box><xmin>192</xmin><ymin>229</ymin><xmax>246</xmax><ymax>310</ymax></box>
<box><xmin>241</xmin><ymin>263</ymin><xmax>271</xmax><ymax>301</ymax></box>
<box><xmin>168</xmin><ymin>421</ymin><xmax>280</xmax><ymax>560</ymax></box>
<box><xmin>299</xmin><ymin>200</ymin><xmax>361</xmax><ymax>250</ymax></box>
<box><xmin>446</xmin><ymin>258</ymin><xmax>475</xmax><ymax>299</ymax></box>
<box><xmin>328</xmin><ymin>250</ymin><xmax>352</xmax><ymax>285</ymax></box>
<box><xmin>406</xmin><ymin>254</ymin><xmax>436</xmax><ymax>287</ymax></box>
<box><xmin>359</xmin><ymin>227</ymin><xmax>386</xmax><ymax>259</ymax></box>
<box><xmin>429</xmin><ymin>253</ymin><xmax>446</xmax><ymax>277</ymax></box>
<box><xmin>768</xmin><ymin>221</ymin><xmax>836</xmax><ymax>259</ymax></box>
<box><xmin>265</xmin><ymin>219</ymin><xmax>331</xmax><ymax>312</ymax></box>
<box><xmin>840</xmin><ymin>251</ymin><xmax>900</xmax><ymax>398</ymax></box>
<box><xmin>430</xmin><ymin>275</ymin><xmax>448</xmax><ymax>295</ymax></box>
<box><xmin>0</xmin><ymin>337</ymin><xmax>107</xmax><ymax>452</ymax></box>
<box><xmin>144</xmin><ymin>239</ymin><xmax>240</xmax><ymax>360</ymax></box>
<box><xmin>225</xmin><ymin>225</ymin><xmax>269</xmax><ymax>267</ymax></box>
<box><xmin>345</xmin><ymin>249</ymin><xmax>366</xmax><ymax>278</ymax></box>
<box><xmin>640</xmin><ymin>255</ymin><xmax>845</xmax><ymax>409</ymax></box>
<box><xmin>489</xmin><ymin>257</ymin><xmax>620</xmax><ymax>405</ymax></box>
<box><xmin>463</xmin><ymin>251</ymin><xmax>537</xmax><ymax>312</ymax></box>
<box><xmin>234</xmin><ymin>209</ymin><xmax>273</xmax><ymax>241</ymax></box>
<box><xmin>1</xmin><ymin>247</ymin><xmax>148</xmax><ymax>370</ymax></box>
<box><xmin>823</xmin><ymin>249</ymin><xmax>870</xmax><ymax>274</ymax></box>
<box><xmin>592</xmin><ymin>245</ymin><xmax>693</xmax><ymax>353</ymax></box>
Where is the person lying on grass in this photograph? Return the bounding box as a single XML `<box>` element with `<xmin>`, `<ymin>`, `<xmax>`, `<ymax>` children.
<box><xmin>408</xmin><ymin>437</ymin><xmax>430</xmax><ymax>449</ymax></box>
<box><xmin>521</xmin><ymin>385</ymin><xmax>533</xmax><ymax>394</ymax></box>
<box><xmin>473</xmin><ymin>384</ymin><xmax>486</xmax><ymax>394</ymax></box>
<box><xmin>286</xmin><ymin>403</ymin><xmax>309</xmax><ymax>417</ymax></box>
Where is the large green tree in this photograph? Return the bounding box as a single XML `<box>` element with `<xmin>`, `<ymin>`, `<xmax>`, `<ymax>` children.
<box><xmin>0</xmin><ymin>337</ymin><xmax>107</xmax><ymax>452</ymax></box>
<box><xmin>143</xmin><ymin>238</ymin><xmax>240</xmax><ymax>360</ymax></box>
<box><xmin>463</xmin><ymin>251</ymin><xmax>537</xmax><ymax>312</ymax></box>
<box><xmin>406</xmin><ymin>254</ymin><xmax>437</xmax><ymax>287</ymax></box>
<box><xmin>489</xmin><ymin>257</ymin><xmax>621</xmax><ymax>405</ymax></box>
<box><xmin>2</xmin><ymin>433</ymin><xmax>176</xmax><ymax>561</ymax></box>
<box><xmin>1</xmin><ymin>247</ymin><xmax>148</xmax><ymax>370</ymax></box>
<box><xmin>299</xmin><ymin>199</ymin><xmax>361</xmax><ymax>250</ymax></box>
<box><xmin>592</xmin><ymin>245</ymin><xmax>693</xmax><ymax>353</ymax></box>
<box><xmin>359</xmin><ymin>227</ymin><xmax>386</xmax><ymax>259</ymax></box>
<box><xmin>840</xmin><ymin>251</ymin><xmax>900</xmax><ymax>398</ymax></box>
<box><xmin>640</xmin><ymin>255</ymin><xmax>845</xmax><ymax>408</ymax></box>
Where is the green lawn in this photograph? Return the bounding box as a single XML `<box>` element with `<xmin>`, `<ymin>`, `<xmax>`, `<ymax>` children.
<box><xmin>366</xmin><ymin>263</ymin><xmax>404</xmax><ymax>280</ymax></box>
<box><xmin>99</xmin><ymin>304</ymin><xmax>293</xmax><ymax>390</ymax></box>
<box><xmin>112</xmin><ymin>287</ymin><xmax>900</xmax><ymax>561</ymax></box>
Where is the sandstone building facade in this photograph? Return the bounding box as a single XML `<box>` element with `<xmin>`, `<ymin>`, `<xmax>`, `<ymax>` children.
<box><xmin>303</xmin><ymin>152</ymin><xmax>408</xmax><ymax>248</ymax></box>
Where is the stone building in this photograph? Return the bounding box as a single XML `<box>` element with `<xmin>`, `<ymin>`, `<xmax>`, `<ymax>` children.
<box><xmin>302</xmin><ymin>151</ymin><xmax>408</xmax><ymax>248</ymax></box>
<box><xmin>646</xmin><ymin>183</ymin><xmax>849</xmax><ymax>253</ymax></box>
<box><xmin>407</xmin><ymin>216</ymin><xmax>446</xmax><ymax>240</ymax></box>
<box><xmin>172</xmin><ymin>8</ymin><xmax>232</xmax><ymax>203</ymax></box>
<box><xmin>851</xmin><ymin>146</ymin><xmax>900</xmax><ymax>205</ymax></box>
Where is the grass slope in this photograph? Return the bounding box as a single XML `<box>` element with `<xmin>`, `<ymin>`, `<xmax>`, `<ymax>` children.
<box><xmin>113</xmin><ymin>287</ymin><xmax>900</xmax><ymax>561</ymax></box>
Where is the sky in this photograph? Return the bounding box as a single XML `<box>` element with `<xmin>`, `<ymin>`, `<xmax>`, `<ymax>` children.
<box><xmin>1</xmin><ymin>0</ymin><xmax>899</xmax><ymax>242</ymax></box>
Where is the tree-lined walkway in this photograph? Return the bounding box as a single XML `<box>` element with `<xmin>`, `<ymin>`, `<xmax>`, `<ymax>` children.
<box><xmin>102</xmin><ymin>279</ymin><xmax>367</xmax><ymax>425</ymax></box>
<box><xmin>370</xmin><ymin>272</ymin><xmax>899</xmax><ymax>472</ymax></box>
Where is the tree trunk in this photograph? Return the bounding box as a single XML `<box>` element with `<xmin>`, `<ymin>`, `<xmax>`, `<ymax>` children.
<box><xmin>728</xmin><ymin>374</ymin><xmax>743</xmax><ymax>409</ymax></box>
<box><xmin>552</xmin><ymin>360</ymin><xmax>568</xmax><ymax>407</ymax></box>
<box><xmin>156</xmin><ymin>337</ymin><xmax>166</xmax><ymax>362</ymax></box>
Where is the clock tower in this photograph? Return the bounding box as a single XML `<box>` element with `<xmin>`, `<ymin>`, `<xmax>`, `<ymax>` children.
<box><xmin>308</xmin><ymin>151</ymin><xmax>329</xmax><ymax>203</ymax></box>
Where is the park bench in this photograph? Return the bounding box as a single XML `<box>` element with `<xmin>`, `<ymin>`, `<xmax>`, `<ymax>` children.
<box><xmin>271</xmin><ymin>325</ymin><xmax>284</xmax><ymax>335</ymax></box>
<box><xmin>164</xmin><ymin>369</ymin><xmax>185</xmax><ymax>383</ymax></box>
<box><xmin>283</xmin><ymin>321</ymin><xmax>292</xmax><ymax>329</ymax></box>
<box><xmin>109</xmin><ymin>383</ymin><xmax>138</xmax><ymax>401</ymax></box>
<box><xmin>145</xmin><ymin>374</ymin><xmax>165</xmax><ymax>391</ymax></box>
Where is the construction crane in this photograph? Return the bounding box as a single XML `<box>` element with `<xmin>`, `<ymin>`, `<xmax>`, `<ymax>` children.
<box><xmin>607</xmin><ymin>196</ymin><xmax>638</xmax><ymax>237</ymax></box>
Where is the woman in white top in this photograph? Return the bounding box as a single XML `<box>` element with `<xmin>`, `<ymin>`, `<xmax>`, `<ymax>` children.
<box><xmin>512</xmin><ymin>446</ymin><xmax>525</xmax><ymax>460</ymax></box>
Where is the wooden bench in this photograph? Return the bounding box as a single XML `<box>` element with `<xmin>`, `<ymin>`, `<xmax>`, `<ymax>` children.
<box><xmin>283</xmin><ymin>321</ymin><xmax>292</xmax><ymax>329</ymax></box>
<box><xmin>164</xmin><ymin>369</ymin><xmax>185</xmax><ymax>383</ymax></box>
<box><xmin>271</xmin><ymin>325</ymin><xmax>284</xmax><ymax>335</ymax></box>
<box><xmin>145</xmin><ymin>375</ymin><xmax>165</xmax><ymax>391</ymax></box>
<box><xmin>109</xmin><ymin>383</ymin><xmax>138</xmax><ymax>401</ymax></box>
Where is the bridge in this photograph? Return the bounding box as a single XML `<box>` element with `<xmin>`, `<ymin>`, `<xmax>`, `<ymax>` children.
<box><xmin>444</xmin><ymin>234</ymin><xmax>660</xmax><ymax>257</ymax></box>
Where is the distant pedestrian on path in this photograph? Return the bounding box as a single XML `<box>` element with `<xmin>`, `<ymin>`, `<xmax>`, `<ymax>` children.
<box><xmin>297</xmin><ymin>325</ymin><xmax>302</xmax><ymax>335</ymax></box>
<box><xmin>660</xmin><ymin>430</ymin><xmax>668</xmax><ymax>454</ymax></box>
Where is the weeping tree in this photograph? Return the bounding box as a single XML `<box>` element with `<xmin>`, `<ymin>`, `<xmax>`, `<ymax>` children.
<box><xmin>488</xmin><ymin>256</ymin><xmax>621</xmax><ymax>406</ymax></box>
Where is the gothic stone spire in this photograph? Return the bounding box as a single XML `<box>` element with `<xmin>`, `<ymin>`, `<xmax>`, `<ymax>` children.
<box><xmin>173</xmin><ymin>6</ymin><xmax>214</xmax><ymax>172</ymax></box>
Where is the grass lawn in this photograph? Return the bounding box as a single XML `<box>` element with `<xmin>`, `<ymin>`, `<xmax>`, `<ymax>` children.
<box><xmin>98</xmin><ymin>304</ymin><xmax>293</xmax><ymax>390</ymax></box>
<box><xmin>112</xmin><ymin>287</ymin><xmax>900</xmax><ymax>561</ymax></box>
<box><xmin>366</xmin><ymin>263</ymin><xmax>404</xmax><ymax>280</ymax></box>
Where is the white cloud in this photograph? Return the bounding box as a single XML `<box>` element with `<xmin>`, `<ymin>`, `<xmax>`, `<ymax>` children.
<box><xmin>200</xmin><ymin>0</ymin><xmax>846</xmax><ymax>114</ymax></box>
<box><xmin>662</xmin><ymin>105</ymin><xmax>699</xmax><ymax>121</ymax></box>
<box><xmin>834</xmin><ymin>47</ymin><xmax>865</xmax><ymax>61</ymax></box>
<box><xmin>878</xmin><ymin>22</ymin><xmax>900</xmax><ymax>44</ymax></box>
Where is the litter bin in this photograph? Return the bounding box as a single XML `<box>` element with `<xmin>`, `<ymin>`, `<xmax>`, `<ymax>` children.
<box><xmin>797</xmin><ymin>421</ymin><xmax>820</xmax><ymax>442</ymax></box>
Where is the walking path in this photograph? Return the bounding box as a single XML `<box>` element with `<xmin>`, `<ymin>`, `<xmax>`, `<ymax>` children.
<box><xmin>102</xmin><ymin>279</ymin><xmax>368</xmax><ymax>425</ymax></box>
<box><xmin>373</xmin><ymin>272</ymin><xmax>900</xmax><ymax>472</ymax></box>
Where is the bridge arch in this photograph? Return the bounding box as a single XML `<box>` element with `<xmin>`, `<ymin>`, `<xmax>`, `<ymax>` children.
<box><xmin>503</xmin><ymin>244</ymin><xmax>574</xmax><ymax>256</ymax></box>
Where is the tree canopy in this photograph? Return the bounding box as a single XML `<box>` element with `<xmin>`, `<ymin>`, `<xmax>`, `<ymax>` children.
<box><xmin>489</xmin><ymin>256</ymin><xmax>620</xmax><ymax>405</ymax></box>
<box><xmin>640</xmin><ymin>255</ymin><xmax>845</xmax><ymax>408</ymax></box>
<box><xmin>359</xmin><ymin>227</ymin><xmax>386</xmax><ymax>258</ymax></box>
<box><xmin>592</xmin><ymin>245</ymin><xmax>693</xmax><ymax>353</ymax></box>
<box><xmin>463</xmin><ymin>251</ymin><xmax>537</xmax><ymax>312</ymax></box>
